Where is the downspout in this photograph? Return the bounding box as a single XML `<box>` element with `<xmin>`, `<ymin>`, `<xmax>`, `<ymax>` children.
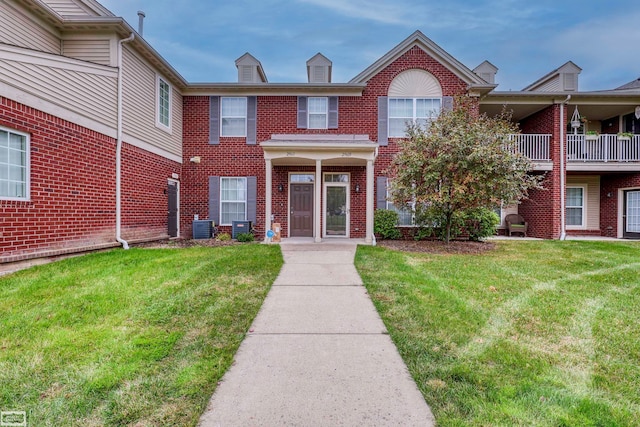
<box><xmin>116</xmin><ymin>33</ymin><xmax>135</xmax><ymax>249</ymax></box>
<box><xmin>559</xmin><ymin>95</ymin><xmax>571</xmax><ymax>240</ymax></box>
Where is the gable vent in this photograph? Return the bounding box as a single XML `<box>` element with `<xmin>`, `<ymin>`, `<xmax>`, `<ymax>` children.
<box><xmin>240</xmin><ymin>65</ymin><xmax>254</xmax><ymax>83</ymax></box>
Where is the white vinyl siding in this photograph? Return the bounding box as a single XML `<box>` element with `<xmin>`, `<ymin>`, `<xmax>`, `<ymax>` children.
<box><xmin>157</xmin><ymin>76</ymin><xmax>171</xmax><ymax>130</ymax></box>
<box><xmin>63</xmin><ymin>39</ymin><xmax>112</xmax><ymax>66</ymax></box>
<box><xmin>220</xmin><ymin>177</ymin><xmax>247</xmax><ymax>225</ymax></box>
<box><xmin>0</xmin><ymin>127</ymin><xmax>29</xmax><ymax>200</ymax></box>
<box><xmin>221</xmin><ymin>97</ymin><xmax>247</xmax><ymax>137</ymax></box>
<box><xmin>0</xmin><ymin>44</ymin><xmax>117</xmax><ymax>130</ymax></box>
<box><xmin>121</xmin><ymin>47</ymin><xmax>182</xmax><ymax>158</ymax></box>
<box><xmin>45</xmin><ymin>0</ymin><xmax>98</xmax><ymax>16</ymax></box>
<box><xmin>308</xmin><ymin>97</ymin><xmax>328</xmax><ymax>129</ymax></box>
<box><xmin>0</xmin><ymin>1</ymin><xmax>60</xmax><ymax>54</ymax></box>
<box><xmin>388</xmin><ymin>98</ymin><xmax>441</xmax><ymax>137</ymax></box>
<box><xmin>566</xmin><ymin>187</ymin><xmax>585</xmax><ymax>227</ymax></box>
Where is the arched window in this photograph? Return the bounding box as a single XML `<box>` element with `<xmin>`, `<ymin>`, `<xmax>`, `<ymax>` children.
<box><xmin>388</xmin><ymin>69</ymin><xmax>442</xmax><ymax>137</ymax></box>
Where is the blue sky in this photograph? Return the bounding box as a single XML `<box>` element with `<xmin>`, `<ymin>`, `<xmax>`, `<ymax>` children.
<box><xmin>100</xmin><ymin>0</ymin><xmax>640</xmax><ymax>91</ymax></box>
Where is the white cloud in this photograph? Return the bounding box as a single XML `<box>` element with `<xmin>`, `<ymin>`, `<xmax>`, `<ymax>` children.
<box><xmin>296</xmin><ymin>0</ymin><xmax>415</xmax><ymax>25</ymax></box>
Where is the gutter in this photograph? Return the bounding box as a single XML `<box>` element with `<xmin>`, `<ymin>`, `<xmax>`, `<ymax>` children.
<box><xmin>559</xmin><ymin>95</ymin><xmax>571</xmax><ymax>240</ymax></box>
<box><xmin>116</xmin><ymin>33</ymin><xmax>135</xmax><ymax>250</ymax></box>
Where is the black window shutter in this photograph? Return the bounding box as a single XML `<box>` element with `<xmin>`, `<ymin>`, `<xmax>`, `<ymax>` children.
<box><xmin>376</xmin><ymin>176</ymin><xmax>388</xmax><ymax>210</ymax></box>
<box><xmin>247</xmin><ymin>176</ymin><xmax>257</xmax><ymax>223</ymax></box>
<box><xmin>209</xmin><ymin>96</ymin><xmax>220</xmax><ymax>145</ymax></box>
<box><xmin>246</xmin><ymin>96</ymin><xmax>257</xmax><ymax>145</ymax></box>
<box><xmin>297</xmin><ymin>96</ymin><xmax>308</xmax><ymax>129</ymax></box>
<box><xmin>209</xmin><ymin>176</ymin><xmax>220</xmax><ymax>224</ymax></box>
<box><xmin>328</xmin><ymin>96</ymin><xmax>338</xmax><ymax>129</ymax></box>
<box><xmin>442</xmin><ymin>96</ymin><xmax>454</xmax><ymax>112</ymax></box>
<box><xmin>377</xmin><ymin>96</ymin><xmax>388</xmax><ymax>146</ymax></box>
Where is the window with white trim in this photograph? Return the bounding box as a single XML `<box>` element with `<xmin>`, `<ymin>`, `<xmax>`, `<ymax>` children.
<box><xmin>221</xmin><ymin>97</ymin><xmax>247</xmax><ymax>137</ymax></box>
<box><xmin>388</xmin><ymin>97</ymin><xmax>441</xmax><ymax>137</ymax></box>
<box><xmin>0</xmin><ymin>127</ymin><xmax>29</xmax><ymax>200</ymax></box>
<box><xmin>566</xmin><ymin>186</ymin><xmax>585</xmax><ymax>227</ymax></box>
<box><xmin>386</xmin><ymin>182</ymin><xmax>414</xmax><ymax>226</ymax></box>
<box><xmin>308</xmin><ymin>97</ymin><xmax>328</xmax><ymax>129</ymax></box>
<box><xmin>157</xmin><ymin>76</ymin><xmax>172</xmax><ymax>130</ymax></box>
<box><xmin>220</xmin><ymin>177</ymin><xmax>247</xmax><ymax>225</ymax></box>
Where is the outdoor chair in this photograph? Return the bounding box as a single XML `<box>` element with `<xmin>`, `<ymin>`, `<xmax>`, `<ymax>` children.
<box><xmin>505</xmin><ymin>214</ymin><xmax>528</xmax><ymax>237</ymax></box>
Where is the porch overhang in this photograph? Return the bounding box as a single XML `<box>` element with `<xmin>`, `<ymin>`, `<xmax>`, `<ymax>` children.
<box><xmin>261</xmin><ymin>134</ymin><xmax>378</xmax><ymax>244</ymax></box>
<box><xmin>261</xmin><ymin>134</ymin><xmax>378</xmax><ymax>166</ymax></box>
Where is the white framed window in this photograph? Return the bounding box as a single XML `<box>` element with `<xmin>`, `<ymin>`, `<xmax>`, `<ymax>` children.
<box><xmin>156</xmin><ymin>76</ymin><xmax>172</xmax><ymax>130</ymax></box>
<box><xmin>388</xmin><ymin>97</ymin><xmax>441</xmax><ymax>137</ymax></box>
<box><xmin>566</xmin><ymin>186</ymin><xmax>585</xmax><ymax>228</ymax></box>
<box><xmin>308</xmin><ymin>97</ymin><xmax>328</xmax><ymax>129</ymax></box>
<box><xmin>0</xmin><ymin>127</ymin><xmax>29</xmax><ymax>201</ymax></box>
<box><xmin>221</xmin><ymin>97</ymin><xmax>247</xmax><ymax>137</ymax></box>
<box><xmin>386</xmin><ymin>183</ymin><xmax>414</xmax><ymax>226</ymax></box>
<box><xmin>220</xmin><ymin>177</ymin><xmax>247</xmax><ymax>225</ymax></box>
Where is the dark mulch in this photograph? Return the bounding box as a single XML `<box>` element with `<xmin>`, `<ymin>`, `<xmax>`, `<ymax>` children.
<box><xmin>376</xmin><ymin>239</ymin><xmax>496</xmax><ymax>254</ymax></box>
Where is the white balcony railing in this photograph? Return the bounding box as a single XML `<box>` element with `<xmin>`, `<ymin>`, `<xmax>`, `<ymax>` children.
<box><xmin>567</xmin><ymin>134</ymin><xmax>640</xmax><ymax>162</ymax></box>
<box><xmin>508</xmin><ymin>134</ymin><xmax>551</xmax><ymax>161</ymax></box>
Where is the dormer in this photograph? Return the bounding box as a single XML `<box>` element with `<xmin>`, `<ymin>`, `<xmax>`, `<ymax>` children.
<box><xmin>522</xmin><ymin>61</ymin><xmax>581</xmax><ymax>92</ymax></box>
<box><xmin>235</xmin><ymin>53</ymin><xmax>268</xmax><ymax>83</ymax></box>
<box><xmin>473</xmin><ymin>60</ymin><xmax>498</xmax><ymax>85</ymax></box>
<box><xmin>306</xmin><ymin>53</ymin><xmax>332</xmax><ymax>83</ymax></box>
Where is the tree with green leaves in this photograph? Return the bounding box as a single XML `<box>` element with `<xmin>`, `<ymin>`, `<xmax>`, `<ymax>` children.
<box><xmin>388</xmin><ymin>98</ymin><xmax>543</xmax><ymax>243</ymax></box>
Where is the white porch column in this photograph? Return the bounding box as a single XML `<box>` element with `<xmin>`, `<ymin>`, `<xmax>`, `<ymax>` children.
<box><xmin>315</xmin><ymin>159</ymin><xmax>322</xmax><ymax>242</ymax></box>
<box><xmin>365</xmin><ymin>159</ymin><xmax>374</xmax><ymax>244</ymax></box>
<box><xmin>264</xmin><ymin>158</ymin><xmax>272</xmax><ymax>243</ymax></box>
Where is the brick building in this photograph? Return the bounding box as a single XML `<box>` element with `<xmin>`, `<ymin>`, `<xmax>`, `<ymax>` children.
<box><xmin>2</xmin><ymin>0</ymin><xmax>640</xmax><ymax>263</ymax></box>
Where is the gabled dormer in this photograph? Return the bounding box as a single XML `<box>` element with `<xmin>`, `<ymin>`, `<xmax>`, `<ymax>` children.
<box><xmin>473</xmin><ymin>60</ymin><xmax>498</xmax><ymax>85</ymax></box>
<box><xmin>306</xmin><ymin>53</ymin><xmax>332</xmax><ymax>83</ymax></box>
<box><xmin>235</xmin><ymin>53</ymin><xmax>268</xmax><ymax>83</ymax></box>
<box><xmin>522</xmin><ymin>61</ymin><xmax>581</xmax><ymax>92</ymax></box>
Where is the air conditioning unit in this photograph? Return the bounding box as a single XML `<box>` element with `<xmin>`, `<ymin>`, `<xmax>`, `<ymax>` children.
<box><xmin>232</xmin><ymin>220</ymin><xmax>252</xmax><ymax>239</ymax></box>
<box><xmin>192</xmin><ymin>220</ymin><xmax>212</xmax><ymax>239</ymax></box>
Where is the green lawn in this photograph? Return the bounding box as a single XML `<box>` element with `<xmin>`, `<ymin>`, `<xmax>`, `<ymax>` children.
<box><xmin>356</xmin><ymin>240</ymin><xmax>640</xmax><ymax>426</ymax></box>
<box><xmin>0</xmin><ymin>245</ymin><xmax>282</xmax><ymax>426</ymax></box>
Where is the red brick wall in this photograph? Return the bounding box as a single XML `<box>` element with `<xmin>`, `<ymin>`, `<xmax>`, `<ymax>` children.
<box><xmin>600</xmin><ymin>174</ymin><xmax>640</xmax><ymax>237</ymax></box>
<box><xmin>181</xmin><ymin>46</ymin><xmax>470</xmax><ymax>240</ymax></box>
<box><xmin>121</xmin><ymin>144</ymin><xmax>182</xmax><ymax>241</ymax></box>
<box><xmin>1</xmin><ymin>96</ymin><xmax>180</xmax><ymax>261</ymax></box>
<box><xmin>519</xmin><ymin>105</ymin><xmax>562</xmax><ymax>238</ymax></box>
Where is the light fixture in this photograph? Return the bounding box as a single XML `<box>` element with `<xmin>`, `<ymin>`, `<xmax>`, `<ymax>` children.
<box><xmin>278</xmin><ymin>184</ymin><xmax>284</xmax><ymax>192</ymax></box>
<box><xmin>190</xmin><ymin>156</ymin><xmax>201</xmax><ymax>164</ymax></box>
<box><xmin>355</xmin><ymin>183</ymin><xmax>360</xmax><ymax>193</ymax></box>
<box><xmin>607</xmin><ymin>192</ymin><xmax>613</xmax><ymax>198</ymax></box>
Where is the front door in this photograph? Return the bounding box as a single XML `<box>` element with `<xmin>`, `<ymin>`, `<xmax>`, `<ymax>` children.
<box><xmin>167</xmin><ymin>180</ymin><xmax>178</xmax><ymax>237</ymax></box>
<box><xmin>290</xmin><ymin>183</ymin><xmax>313</xmax><ymax>237</ymax></box>
<box><xmin>324</xmin><ymin>173</ymin><xmax>349</xmax><ymax>237</ymax></box>
<box><xmin>623</xmin><ymin>190</ymin><xmax>640</xmax><ymax>239</ymax></box>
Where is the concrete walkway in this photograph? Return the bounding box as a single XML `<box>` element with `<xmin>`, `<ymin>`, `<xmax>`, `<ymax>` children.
<box><xmin>198</xmin><ymin>240</ymin><xmax>435</xmax><ymax>426</ymax></box>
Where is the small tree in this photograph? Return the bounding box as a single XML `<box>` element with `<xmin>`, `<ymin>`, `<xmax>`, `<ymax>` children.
<box><xmin>388</xmin><ymin>98</ymin><xmax>542</xmax><ymax>243</ymax></box>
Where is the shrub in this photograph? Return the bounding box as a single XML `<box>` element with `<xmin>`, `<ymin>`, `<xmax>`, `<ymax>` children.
<box><xmin>216</xmin><ymin>232</ymin><xmax>231</xmax><ymax>241</ymax></box>
<box><xmin>414</xmin><ymin>205</ymin><xmax>464</xmax><ymax>242</ymax></box>
<box><xmin>374</xmin><ymin>209</ymin><xmax>402</xmax><ymax>240</ymax></box>
<box><xmin>463</xmin><ymin>208</ymin><xmax>500</xmax><ymax>241</ymax></box>
<box><xmin>236</xmin><ymin>232</ymin><xmax>255</xmax><ymax>242</ymax></box>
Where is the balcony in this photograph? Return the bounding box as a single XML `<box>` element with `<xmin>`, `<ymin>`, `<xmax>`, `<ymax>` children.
<box><xmin>567</xmin><ymin>134</ymin><xmax>640</xmax><ymax>171</ymax></box>
<box><xmin>509</xmin><ymin>134</ymin><xmax>552</xmax><ymax>171</ymax></box>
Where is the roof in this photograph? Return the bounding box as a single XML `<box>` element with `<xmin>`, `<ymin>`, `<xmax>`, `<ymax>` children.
<box><xmin>615</xmin><ymin>77</ymin><xmax>640</xmax><ymax>91</ymax></box>
<box><xmin>349</xmin><ymin>30</ymin><xmax>496</xmax><ymax>95</ymax></box>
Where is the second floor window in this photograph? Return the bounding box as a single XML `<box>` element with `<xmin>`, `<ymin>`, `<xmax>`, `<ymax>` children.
<box><xmin>221</xmin><ymin>97</ymin><xmax>247</xmax><ymax>137</ymax></box>
<box><xmin>157</xmin><ymin>77</ymin><xmax>171</xmax><ymax>129</ymax></box>
<box><xmin>388</xmin><ymin>97</ymin><xmax>441</xmax><ymax>138</ymax></box>
<box><xmin>308</xmin><ymin>97</ymin><xmax>328</xmax><ymax>129</ymax></box>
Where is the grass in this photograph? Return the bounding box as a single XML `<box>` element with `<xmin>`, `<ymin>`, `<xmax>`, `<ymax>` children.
<box><xmin>355</xmin><ymin>240</ymin><xmax>640</xmax><ymax>426</ymax></box>
<box><xmin>0</xmin><ymin>245</ymin><xmax>282</xmax><ymax>426</ymax></box>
